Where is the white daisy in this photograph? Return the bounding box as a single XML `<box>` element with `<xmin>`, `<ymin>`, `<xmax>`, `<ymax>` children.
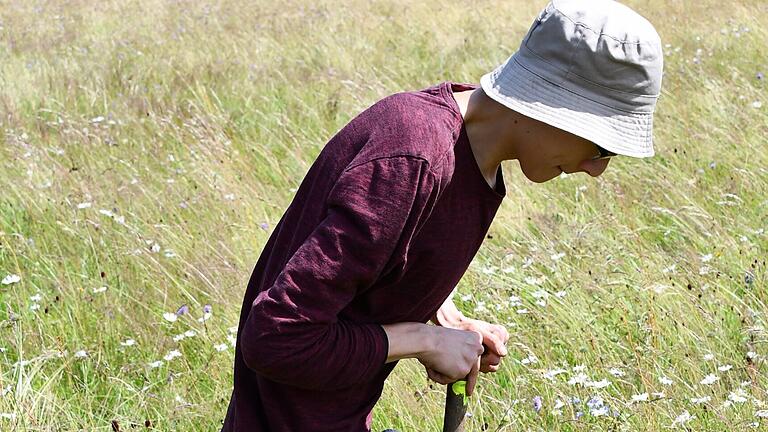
<box><xmin>608</xmin><ymin>368</ymin><xmax>625</xmax><ymax>377</ymax></box>
<box><xmin>586</xmin><ymin>379</ymin><xmax>611</xmax><ymax>389</ymax></box>
<box><xmin>163</xmin><ymin>350</ymin><xmax>182</xmax><ymax>361</ymax></box>
<box><xmin>543</xmin><ymin>368</ymin><xmax>568</xmax><ymax>380</ymax></box>
<box><xmin>700</xmin><ymin>374</ymin><xmax>719</xmax><ymax>385</ymax></box>
<box><xmin>2</xmin><ymin>274</ymin><xmax>21</xmax><ymax>285</ymax></box>
<box><xmin>659</xmin><ymin>376</ymin><xmax>674</xmax><ymax>385</ymax></box>
<box><xmin>567</xmin><ymin>373</ymin><xmax>588</xmax><ymax>386</ymax></box>
<box><xmin>728</xmin><ymin>391</ymin><xmax>748</xmax><ymax>403</ymax></box>
<box><xmin>673</xmin><ymin>410</ymin><xmax>694</xmax><ymax>426</ymax></box>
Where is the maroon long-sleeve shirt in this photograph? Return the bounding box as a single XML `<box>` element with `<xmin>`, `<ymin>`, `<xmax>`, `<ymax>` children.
<box><xmin>221</xmin><ymin>81</ymin><xmax>506</xmax><ymax>431</ymax></box>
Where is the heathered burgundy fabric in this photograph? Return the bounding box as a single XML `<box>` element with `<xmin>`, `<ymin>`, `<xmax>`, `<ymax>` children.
<box><xmin>221</xmin><ymin>81</ymin><xmax>506</xmax><ymax>431</ymax></box>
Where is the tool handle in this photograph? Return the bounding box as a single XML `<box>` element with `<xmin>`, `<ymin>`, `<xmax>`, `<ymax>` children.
<box><xmin>442</xmin><ymin>380</ymin><xmax>468</xmax><ymax>432</ymax></box>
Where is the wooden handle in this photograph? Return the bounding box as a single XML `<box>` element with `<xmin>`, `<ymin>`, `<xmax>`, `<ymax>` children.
<box><xmin>442</xmin><ymin>381</ymin><xmax>467</xmax><ymax>432</ymax></box>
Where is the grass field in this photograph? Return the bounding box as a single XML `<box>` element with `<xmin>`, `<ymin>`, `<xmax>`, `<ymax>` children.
<box><xmin>1</xmin><ymin>0</ymin><xmax>767</xmax><ymax>430</ymax></box>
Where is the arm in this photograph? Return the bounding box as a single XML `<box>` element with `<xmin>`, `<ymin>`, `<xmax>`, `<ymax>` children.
<box><xmin>240</xmin><ymin>156</ymin><xmax>440</xmax><ymax>391</ymax></box>
<box><xmin>381</xmin><ymin>321</ymin><xmax>486</xmax><ymax>396</ymax></box>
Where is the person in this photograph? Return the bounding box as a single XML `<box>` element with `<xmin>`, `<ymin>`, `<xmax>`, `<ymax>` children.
<box><xmin>220</xmin><ymin>0</ymin><xmax>663</xmax><ymax>430</ymax></box>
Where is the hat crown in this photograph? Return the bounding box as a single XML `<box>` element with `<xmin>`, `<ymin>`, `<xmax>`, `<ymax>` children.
<box><xmin>519</xmin><ymin>0</ymin><xmax>663</xmax><ymax>112</ymax></box>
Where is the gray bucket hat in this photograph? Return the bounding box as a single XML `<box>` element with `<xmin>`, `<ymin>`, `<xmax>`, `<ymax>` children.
<box><xmin>480</xmin><ymin>0</ymin><xmax>664</xmax><ymax>158</ymax></box>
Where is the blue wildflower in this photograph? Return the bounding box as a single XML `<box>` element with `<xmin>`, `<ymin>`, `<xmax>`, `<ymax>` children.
<box><xmin>532</xmin><ymin>396</ymin><xmax>543</xmax><ymax>413</ymax></box>
<box><xmin>745</xmin><ymin>271</ymin><xmax>755</xmax><ymax>285</ymax></box>
<box><xmin>587</xmin><ymin>396</ymin><xmax>604</xmax><ymax>410</ymax></box>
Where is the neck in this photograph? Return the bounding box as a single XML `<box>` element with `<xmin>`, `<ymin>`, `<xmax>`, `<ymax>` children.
<box><xmin>455</xmin><ymin>88</ymin><xmax>520</xmax><ymax>180</ymax></box>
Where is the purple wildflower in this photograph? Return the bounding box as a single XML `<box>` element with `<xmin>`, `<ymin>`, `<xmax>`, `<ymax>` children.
<box><xmin>259</xmin><ymin>222</ymin><xmax>269</xmax><ymax>231</ymax></box>
<box><xmin>176</xmin><ymin>304</ymin><xmax>189</xmax><ymax>316</ymax></box>
<box><xmin>203</xmin><ymin>304</ymin><xmax>212</xmax><ymax>314</ymax></box>
<box><xmin>533</xmin><ymin>396</ymin><xmax>543</xmax><ymax>413</ymax></box>
<box><xmin>757</xmin><ymin>72</ymin><xmax>764</xmax><ymax>80</ymax></box>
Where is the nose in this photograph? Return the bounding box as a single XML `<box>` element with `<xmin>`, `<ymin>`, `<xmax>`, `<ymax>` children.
<box><xmin>577</xmin><ymin>158</ymin><xmax>610</xmax><ymax>177</ymax></box>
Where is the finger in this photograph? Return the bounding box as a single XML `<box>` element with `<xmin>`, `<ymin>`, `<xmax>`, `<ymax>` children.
<box><xmin>481</xmin><ymin>329</ymin><xmax>507</xmax><ymax>357</ymax></box>
<box><xmin>426</xmin><ymin>368</ymin><xmax>454</xmax><ymax>385</ymax></box>
<box><xmin>482</xmin><ymin>353</ymin><xmax>501</xmax><ymax>365</ymax></box>
<box><xmin>491</xmin><ymin>324</ymin><xmax>510</xmax><ymax>344</ymax></box>
<box><xmin>480</xmin><ymin>359</ymin><xmax>500</xmax><ymax>373</ymax></box>
<box><xmin>472</xmin><ymin>329</ymin><xmax>484</xmax><ymax>346</ymax></box>
<box><xmin>466</xmin><ymin>356</ymin><xmax>481</xmax><ymax>397</ymax></box>
<box><xmin>480</xmin><ymin>353</ymin><xmax>501</xmax><ymax>372</ymax></box>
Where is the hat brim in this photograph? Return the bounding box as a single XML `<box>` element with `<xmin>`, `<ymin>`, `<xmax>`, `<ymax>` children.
<box><xmin>480</xmin><ymin>54</ymin><xmax>655</xmax><ymax>158</ymax></box>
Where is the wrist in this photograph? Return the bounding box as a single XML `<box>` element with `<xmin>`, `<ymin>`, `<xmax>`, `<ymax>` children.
<box><xmin>435</xmin><ymin>306</ymin><xmax>467</xmax><ymax>328</ymax></box>
<box><xmin>382</xmin><ymin>322</ymin><xmax>435</xmax><ymax>363</ymax></box>
<box><xmin>417</xmin><ymin>323</ymin><xmax>437</xmax><ymax>360</ymax></box>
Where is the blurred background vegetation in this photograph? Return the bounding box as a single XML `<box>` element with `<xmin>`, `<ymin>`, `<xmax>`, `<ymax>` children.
<box><xmin>0</xmin><ymin>0</ymin><xmax>766</xmax><ymax>430</ymax></box>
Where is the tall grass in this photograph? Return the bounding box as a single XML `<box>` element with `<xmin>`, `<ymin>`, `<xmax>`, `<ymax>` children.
<box><xmin>1</xmin><ymin>0</ymin><xmax>766</xmax><ymax>430</ymax></box>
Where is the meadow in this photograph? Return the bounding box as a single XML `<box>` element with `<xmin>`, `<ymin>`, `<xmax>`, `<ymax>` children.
<box><xmin>1</xmin><ymin>0</ymin><xmax>767</xmax><ymax>430</ymax></box>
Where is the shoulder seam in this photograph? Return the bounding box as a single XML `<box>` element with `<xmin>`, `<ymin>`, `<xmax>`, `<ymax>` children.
<box><xmin>344</xmin><ymin>154</ymin><xmax>439</xmax><ymax>178</ymax></box>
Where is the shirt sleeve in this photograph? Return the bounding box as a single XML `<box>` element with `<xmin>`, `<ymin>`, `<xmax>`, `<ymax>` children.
<box><xmin>239</xmin><ymin>155</ymin><xmax>440</xmax><ymax>390</ymax></box>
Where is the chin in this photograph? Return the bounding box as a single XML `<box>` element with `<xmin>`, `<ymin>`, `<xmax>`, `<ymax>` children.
<box><xmin>522</xmin><ymin>168</ymin><xmax>561</xmax><ymax>183</ymax></box>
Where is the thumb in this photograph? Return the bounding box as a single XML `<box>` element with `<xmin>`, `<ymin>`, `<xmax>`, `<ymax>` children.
<box><xmin>466</xmin><ymin>356</ymin><xmax>481</xmax><ymax>397</ymax></box>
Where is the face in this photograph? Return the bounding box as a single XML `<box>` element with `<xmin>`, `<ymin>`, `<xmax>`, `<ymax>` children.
<box><xmin>516</xmin><ymin>118</ymin><xmax>611</xmax><ymax>183</ymax></box>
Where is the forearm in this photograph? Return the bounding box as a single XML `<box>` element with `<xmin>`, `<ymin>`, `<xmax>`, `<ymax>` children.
<box><xmin>241</xmin><ymin>309</ymin><xmax>389</xmax><ymax>390</ymax></box>
<box><xmin>381</xmin><ymin>322</ymin><xmax>434</xmax><ymax>363</ymax></box>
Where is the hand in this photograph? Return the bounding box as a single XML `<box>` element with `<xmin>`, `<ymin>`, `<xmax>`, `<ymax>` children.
<box><xmin>417</xmin><ymin>326</ymin><xmax>484</xmax><ymax>396</ymax></box>
<box><xmin>454</xmin><ymin>318</ymin><xmax>509</xmax><ymax>373</ymax></box>
<box><xmin>431</xmin><ymin>299</ymin><xmax>510</xmax><ymax>373</ymax></box>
